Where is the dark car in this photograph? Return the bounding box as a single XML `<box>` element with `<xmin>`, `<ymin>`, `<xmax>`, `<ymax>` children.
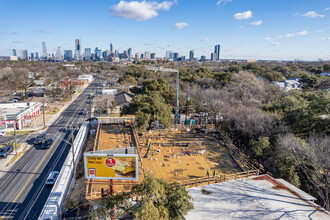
<box><xmin>34</xmin><ymin>134</ymin><xmax>45</xmax><ymax>145</ymax></box>
<box><xmin>42</xmin><ymin>138</ymin><xmax>53</xmax><ymax>149</ymax></box>
<box><xmin>0</xmin><ymin>145</ymin><xmax>13</xmax><ymax>158</ymax></box>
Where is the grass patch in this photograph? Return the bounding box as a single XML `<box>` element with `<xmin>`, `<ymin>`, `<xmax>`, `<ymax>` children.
<box><xmin>108</xmin><ymin>113</ymin><xmax>121</xmax><ymax>117</ymax></box>
<box><xmin>6</xmin><ymin>146</ymin><xmax>26</xmax><ymax>166</ymax></box>
<box><xmin>6</xmin><ymin>130</ymin><xmax>34</xmax><ymax>135</ymax></box>
<box><xmin>77</xmin><ymin>90</ymin><xmax>82</xmax><ymax>94</ymax></box>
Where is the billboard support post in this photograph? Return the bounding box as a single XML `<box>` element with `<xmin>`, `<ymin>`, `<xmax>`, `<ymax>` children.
<box><xmin>110</xmin><ymin>179</ymin><xmax>114</xmax><ymax>220</ymax></box>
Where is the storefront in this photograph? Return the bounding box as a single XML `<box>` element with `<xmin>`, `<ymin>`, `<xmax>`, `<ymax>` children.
<box><xmin>0</xmin><ymin>102</ymin><xmax>41</xmax><ymax>131</ymax></box>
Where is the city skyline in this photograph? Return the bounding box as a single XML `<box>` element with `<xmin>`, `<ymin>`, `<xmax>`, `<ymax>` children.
<box><xmin>0</xmin><ymin>0</ymin><xmax>330</xmax><ymax>60</ymax></box>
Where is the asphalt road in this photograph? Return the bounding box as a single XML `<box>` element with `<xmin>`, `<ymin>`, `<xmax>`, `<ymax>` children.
<box><xmin>0</xmin><ymin>79</ymin><xmax>101</xmax><ymax>220</ymax></box>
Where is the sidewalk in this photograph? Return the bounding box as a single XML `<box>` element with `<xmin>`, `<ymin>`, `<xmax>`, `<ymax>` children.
<box><xmin>0</xmin><ymin>82</ymin><xmax>92</xmax><ymax>178</ymax></box>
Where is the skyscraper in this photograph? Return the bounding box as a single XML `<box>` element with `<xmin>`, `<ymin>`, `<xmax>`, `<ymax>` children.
<box><xmin>30</xmin><ymin>53</ymin><xmax>34</xmax><ymax>61</ymax></box>
<box><xmin>211</xmin><ymin>52</ymin><xmax>216</xmax><ymax>61</ymax></box>
<box><xmin>74</xmin><ymin>39</ymin><xmax>81</xmax><ymax>60</ymax></box>
<box><xmin>173</xmin><ymin>52</ymin><xmax>180</xmax><ymax>61</ymax></box>
<box><xmin>135</xmin><ymin>53</ymin><xmax>140</xmax><ymax>60</ymax></box>
<box><xmin>150</xmin><ymin>53</ymin><xmax>156</xmax><ymax>60</ymax></box>
<box><xmin>64</xmin><ymin>50</ymin><xmax>73</xmax><ymax>61</ymax></box>
<box><xmin>21</xmin><ymin>50</ymin><xmax>28</xmax><ymax>60</ymax></box>
<box><xmin>85</xmin><ymin>48</ymin><xmax>91</xmax><ymax>60</ymax></box>
<box><xmin>110</xmin><ymin>43</ymin><xmax>113</xmax><ymax>53</ymax></box>
<box><xmin>12</xmin><ymin>49</ymin><xmax>17</xmax><ymax>56</ymax></box>
<box><xmin>128</xmin><ymin>48</ymin><xmax>132</xmax><ymax>59</ymax></box>
<box><xmin>55</xmin><ymin>46</ymin><xmax>63</xmax><ymax>61</ymax></box>
<box><xmin>35</xmin><ymin>52</ymin><xmax>39</xmax><ymax>60</ymax></box>
<box><xmin>42</xmin><ymin>42</ymin><xmax>47</xmax><ymax>59</ymax></box>
<box><xmin>189</xmin><ymin>50</ymin><xmax>194</xmax><ymax>61</ymax></box>
<box><xmin>166</xmin><ymin>50</ymin><xmax>174</xmax><ymax>59</ymax></box>
<box><xmin>214</xmin><ymin>44</ymin><xmax>220</xmax><ymax>61</ymax></box>
<box><xmin>144</xmin><ymin>51</ymin><xmax>150</xmax><ymax>60</ymax></box>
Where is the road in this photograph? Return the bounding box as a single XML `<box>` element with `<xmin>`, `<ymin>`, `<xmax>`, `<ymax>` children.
<box><xmin>0</xmin><ymin>79</ymin><xmax>100</xmax><ymax>220</ymax></box>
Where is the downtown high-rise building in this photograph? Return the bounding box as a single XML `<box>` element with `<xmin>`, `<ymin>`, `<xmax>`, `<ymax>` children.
<box><xmin>150</xmin><ymin>53</ymin><xmax>156</xmax><ymax>60</ymax></box>
<box><xmin>85</xmin><ymin>48</ymin><xmax>91</xmax><ymax>60</ymax></box>
<box><xmin>12</xmin><ymin>49</ymin><xmax>17</xmax><ymax>56</ymax></box>
<box><xmin>211</xmin><ymin>52</ymin><xmax>216</xmax><ymax>61</ymax></box>
<box><xmin>35</xmin><ymin>52</ymin><xmax>39</xmax><ymax>60</ymax></box>
<box><xmin>20</xmin><ymin>50</ymin><xmax>28</xmax><ymax>60</ymax></box>
<box><xmin>128</xmin><ymin>48</ymin><xmax>132</xmax><ymax>59</ymax></box>
<box><xmin>173</xmin><ymin>52</ymin><xmax>180</xmax><ymax>61</ymax></box>
<box><xmin>166</xmin><ymin>50</ymin><xmax>174</xmax><ymax>59</ymax></box>
<box><xmin>189</xmin><ymin>50</ymin><xmax>194</xmax><ymax>61</ymax></box>
<box><xmin>55</xmin><ymin>46</ymin><xmax>63</xmax><ymax>61</ymax></box>
<box><xmin>135</xmin><ymin>53</ymin><xmax>140</xmax><ymax>60</ymax></box>
<box><xmin>110</xmin><ymin>43</ymin><xmax>113</xmax><ymax>53</ymax></box>
<box><xmin>214</xmin><ymin>44</ymin><xmax>220</xmax><ymax>61</ymax></box>
<box><xmin>74</xmin><ymin>39</ymin><xmax>81</xmax><ymax>60</ymax></box>
<box><xmin>144</xmin><ymin>51</ymin><xmax>151</xmax><ymax>60</ymax></box>
<box><xmin>42</xmin><ymin>42</ymin><xmax>47</xmax><ymax>59</ymax></box>
<box><xmin>64</xmin><ymin>50</ymin><xmax>73</xmax><ymax>61</ymax></box>
<box><xmin>30</xmin><ymin>53</ymin><xmax>34</xmax><ymax>61</ymax></box>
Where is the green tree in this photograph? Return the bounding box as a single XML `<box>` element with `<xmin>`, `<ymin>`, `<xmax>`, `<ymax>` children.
<box><xmin>95</xmin><ymin>176</ymin><xmax>194</xmax><ymax>220</ymax></box>
<box><xmin>118</xmin><ymin>75</ymin><xmax>138</xmax><ymax>85</ymax></box>
<box><xmin>122</xmin><ymin>94</ymin><xmax>172</xmax><ymax>130</ymax></box>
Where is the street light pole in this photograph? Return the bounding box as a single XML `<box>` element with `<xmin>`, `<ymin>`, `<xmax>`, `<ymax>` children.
<box><xmin>71</xmin><ymin>122</ymin><xmax>76</xmax><ymax>173</ymax></box>
<box><xmin>42</xmin><ymin>101</ymin><xmax>45</xmax><ymax>128</ymax></box>
<box><xmin>14</xmin><ymin>121</ymin><xmax>17</xmax><ymax>155</ymax></box>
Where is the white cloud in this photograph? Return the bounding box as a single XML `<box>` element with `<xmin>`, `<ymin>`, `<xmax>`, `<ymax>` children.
<box><xmin>109</xmin><ymin>1</ymin><xmax>174</xmax><ymax>21</ymax></box>
<box><xmin>174</xmin><ymin>22</ymin><xmax>188</xmax><ymax>30</ymax></box>
<box><xmin>201</xmin><ymin>38</ymin><xmax>209</xmax><ymax>42</ymax></box>
<box><xmin>316</xmin><ymin>29</ymin><xmax>324</xmax><ymax>33</ymax></box>
<box><xmin>264</xmin><ymin>37</ymin><xmax>271</xmax><ymax>41</ymax></box>
<box><xmin>325</xmin><ymin>8</ymin><xmax>330</xmax><ymax>11</ymax></box>
<box><xmin>269</xmin><ymin>42</ymin><xmax>280</xmax><ymax>46</ymax></box>
<box><xmin>297</xmin><ymin>11</ymin><xmax>324</xmax><ymax>18</ymax></box>
<box><xmin>144</xmin><ymin>42</ymin><xmax>153</xmax><ymax>46</ymax></box>
<box><xmin>285</xmin><ymin>30</ymin><xmax>307</xmax><ymax>37</ymax></box>
<box><xmin>99</xmin><ymin>29</ymin><xmax>114</xmax><ymax>33</ymax></box>
<box><xmin>217</xmin><ymin>0</ymin><xmax>232</xmax><ymax>6</ymax></box>
<box><xmin>34</xmin><ymin>29</ymin><xmax>52</xmax><ymax>33</ymax></box>
<box><xmin>233</xmin><ymin>11</ymin><xmax>253</xmax><ymax>20</ymax></box>
<box><xmin>251</xmin><ymin>20</ymin><xmax>262</xmax><ymax>26</ymax></box>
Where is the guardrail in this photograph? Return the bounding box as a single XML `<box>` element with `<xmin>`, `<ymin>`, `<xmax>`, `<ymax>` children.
<box><xmin>38</xmin><ymin>123</ymin><xmax>89</xmax><ymax>220</ymax></box>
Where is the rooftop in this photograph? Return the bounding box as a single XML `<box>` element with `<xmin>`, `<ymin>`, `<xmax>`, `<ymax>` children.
<box><xmin>185</xmin><ymin>174</ymin><xmax>329</xmax><ymax>220</ymax></box>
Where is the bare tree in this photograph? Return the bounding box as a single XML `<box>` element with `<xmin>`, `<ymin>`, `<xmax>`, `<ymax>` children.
<box><xmin>278</xmin><ymin>133</ymin><xmax>330</xmax><ymax>210</ymax></box>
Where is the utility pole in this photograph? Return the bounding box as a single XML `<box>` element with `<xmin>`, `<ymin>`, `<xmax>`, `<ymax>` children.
<box><xmin>42</xmin><ymin>101</ymin><xmax>45</xmax><ymax>128</ymax></box>
<box><xmin>71</xmin><ymin>122</ymin><xmax>76</xmax><ymax>173</ymax></box>
<box><xmin>14</xmin><ymin>121</ymin><xmax>17</xmax><ymax>155</ymax></box>
<box><xmin>185</xmin><ymin>93</ymin><xmax>189</xmax><ymax>125</ymax></box>
<box><xmin>175</xmin><ymin>69</ymin><xmax>180</xmax><ymax>124</ymax></box>
<box><xmin>89</xmin><ymin>93</ymin><xmax>92</xmax><ymax>127</ymax></box>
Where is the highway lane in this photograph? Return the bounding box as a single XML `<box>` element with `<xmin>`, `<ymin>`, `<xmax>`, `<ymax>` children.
<box><xmin>0</xmin><ymin>79</ymin><xmax>100</xmax><ymax>219</ymax></box>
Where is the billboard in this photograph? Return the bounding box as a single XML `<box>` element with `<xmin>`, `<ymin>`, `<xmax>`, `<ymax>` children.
<box><xmin>84</xmin><ymin>153</ymin><xmax>138</xmax><ymax>180</ymax></box>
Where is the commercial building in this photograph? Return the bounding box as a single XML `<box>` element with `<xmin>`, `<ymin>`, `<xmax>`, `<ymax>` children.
<box><xmin>12</xmin><ymin>49</ymin><xmax>16</xmax><ymax>56</ymax></box>
<box><xmin>166</xmin><ymin>50</ymin><xmax>174</xmax><ymax>60</ymax></box>
<box><xmin>74</xmin><ymin>39</ymin><xmax>81</xmax><ymax>60</ymax></box>
<box><xmin>150</xmin><ymin>53</ymin><xmax>156</xmax><ymax>60</ymax></box>
<box><xmin>189</xmin><ymin>50</ymin><xmax>194</xmax><ymax>61</ymax></box>
<box><xmin>128</xmin><ymin>48</ymin><xmax>132</xmax><ymax>59</ymax></box>
<box><xmin>42</xmin><ymin>42</ymin><xmax>48</xmax><ymax>59</ymax></box>
<box><xmin>64</xmin><ymin>50</ymin><xmax>73</xmax><ymax>61</ymax></box>
<box><xmin>84</xmin><ymin>48</ymin><xmax>91</xmax><ymax>60</ymax></box>
<box><xmin>110</xmin><ymin>43</ymin><xmax>113</xmax><ymax>53</ymax></box>
<box><xmin>55</xmin><ymin>46</ymin><xmax>63</xmax><ymax>61</ymax></box>
<box><xmin>0</xmin><ymin>102</ymin><xmax>41</xmax><ymax>131</ymax></box>
<box><xmin>144</xmin><ymin>51</ymin><xmax>150</xmax><ymax>60</ymax></box>
<box><xmin>214</xmin><ymin>44</ymin><xmax>220</xmax><ymax>61</ymax></box>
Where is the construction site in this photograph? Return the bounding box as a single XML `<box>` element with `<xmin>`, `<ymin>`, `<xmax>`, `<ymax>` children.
<box><xmin>83</xmin><ymin>118</ymin><xmax>259</xmax><ymax>201</ymax></box>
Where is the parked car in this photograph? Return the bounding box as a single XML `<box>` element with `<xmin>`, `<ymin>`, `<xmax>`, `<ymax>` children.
<box><xmin>42</xmin><ymin>138</ymin><xmax>53</xmax><ymax>149</ymax></box>
<box><xmin>0</xmin><ymin>145</ymin><xmax>13</xmax><ymax>158</ymax></box>
<box><xmin>45</xmin><ymin>171</ymin><xmax>59</xmax><ymax>185</ymax></box>
<box><xmin>0</xmin><ymin>131</ymin><xmax>5</xmax><ymax>137</ymax></box>
<box><xmin>34</xmin><ymin>134</ymin><xmax>45</xmax><ymax>145</ymax></box>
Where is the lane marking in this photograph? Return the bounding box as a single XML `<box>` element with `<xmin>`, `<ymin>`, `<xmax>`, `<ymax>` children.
<box><xmin>0</xmin><ymin>94</ymin><xmax>89</xmax><ymax>219</ymax></box>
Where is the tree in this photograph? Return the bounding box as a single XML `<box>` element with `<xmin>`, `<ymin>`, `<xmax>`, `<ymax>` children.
<box><xmin>122</xmin><ymin>94</ymin><xmax>172</xmax><ymax>130</ymax></box>
<box><xmin>95</xmin><ymin>176</ymin><xmax>194</xmax><ymax>220</ymax></box>
<box><xmin>277</xmin><ymin>133</ymin><xmax>330</xmax><ymax>210</ymax></box>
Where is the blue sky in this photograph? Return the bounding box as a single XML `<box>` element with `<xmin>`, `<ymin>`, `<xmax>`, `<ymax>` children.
<box><xmin>0</xmin><ymin>0</ymin><xmax>330</xmax><ymax>60</ymax></box>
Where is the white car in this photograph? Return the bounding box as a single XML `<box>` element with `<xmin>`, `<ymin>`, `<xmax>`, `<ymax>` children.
<box><xmin>45</xmin><ymin>171</ymin><xmax>59</xmax><ymax>185</ymax></box>
<box><xmin>0</xmin><ymin>131</ymin><xmax>5</xmax><ymax>137</ymax></box>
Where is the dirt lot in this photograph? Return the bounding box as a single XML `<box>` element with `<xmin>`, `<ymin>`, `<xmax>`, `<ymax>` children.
<box><xmin>139</xmin><ymin>129</ymin><xmax>241</xmax><ymax>182</ymax></box>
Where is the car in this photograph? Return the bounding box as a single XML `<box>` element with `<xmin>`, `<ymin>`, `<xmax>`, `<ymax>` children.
<box><xmin>34</xmin><ymin>134</ymin><xmax>45</xmax><ymax>145</ymax></box>
<box><xmin>42</xmin><ymin>138</ymin><xmax>53</xmax><ymax>149</ymax></box>
<box><xmin>0</xmin><ymin>145</ymin><xmax>13</xmax><ymax>158</ymax></box>
<box><xmin>45</xmin><ymin>171</ymin><xmax>59</xmax><ymax>185</ymax></box>
<box><xmin>0</xmin><ymin>131</ymin><xmax>5</xmax><ymax>137</ymax></box>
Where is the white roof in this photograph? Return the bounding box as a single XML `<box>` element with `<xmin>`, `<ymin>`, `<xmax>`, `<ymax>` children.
<box><xmin>185</xmin><ymin>175</ymin><xmax>329</xmax><ymax>220</ymax></box>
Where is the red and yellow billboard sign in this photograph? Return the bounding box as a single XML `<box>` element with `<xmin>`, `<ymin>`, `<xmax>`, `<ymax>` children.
<box><xmin>84</xmin><ymin>153</ymin><xmax>138</xmax><ymax>180</ymax></box>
